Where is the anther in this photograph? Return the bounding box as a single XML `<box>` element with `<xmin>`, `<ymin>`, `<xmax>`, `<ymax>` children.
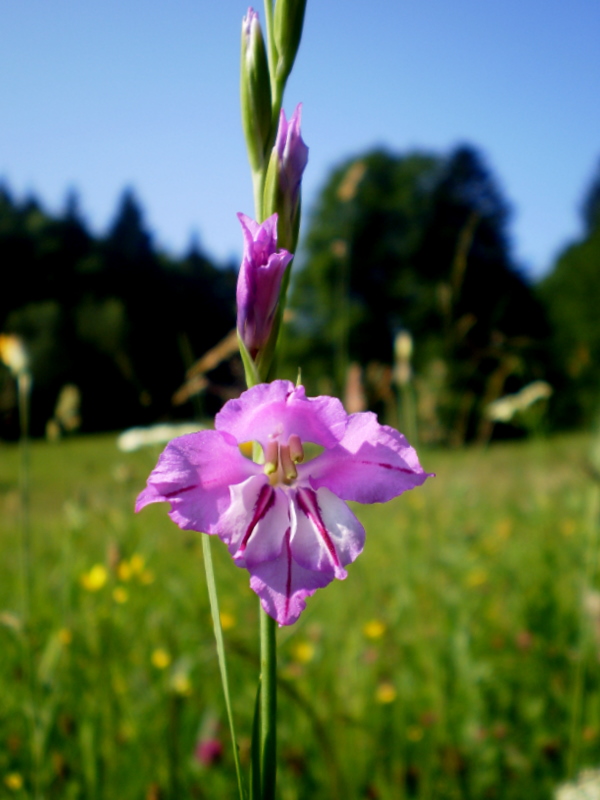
<box><xmin>263</xmin><ymin>440</ymin><xmax>279</xmax><ymax>475</ymax></box>
<box><xmin>288</xmin><ymin>434</ymin><xmax>304</xmax><ymax>464</ymax></box>
<box><xmin>279</xmin><ymin>444</ymin><xmax>297</xmax><ymax>482</ymax></box>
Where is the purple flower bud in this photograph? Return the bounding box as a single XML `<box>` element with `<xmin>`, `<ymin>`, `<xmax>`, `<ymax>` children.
<box><xmin>263</xmin><ymin>104</ymin><xmax>308</xmax><ymax>252</ymax></box>
<box><xmin>273</xmin><ymin>103</ymin><xmax>308</xmax><ymax>211</ymax></box>
<box><xmin>236</xmin><ymin>213</ymin><xmax>293</xmax><ymax>358</ymax></box>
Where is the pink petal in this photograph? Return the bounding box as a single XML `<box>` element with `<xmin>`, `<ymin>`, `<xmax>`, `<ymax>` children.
<box><xmin>218</xmin><ymin>476</ymin><xmax>290</xmax><ymax>567</ymax></box>
<box><xmin>249</xmin><ymin>530</ymin><xmax>333</xmax><ymax>626</ymax></box>
<box><xmin>135</xmin><ymin>430</ymin><xmax>258</xmax><ymax>533</ymax></box>
<box><xmin>305</xmin><ymin>411</ymin><xmax>433</xmax><ymax>504</ymax></box>
<box><xmin>291</xmin><ymin>487</ymin><xmax>365</xmax><ymax>579</ymax></box>
<box><xmin>215</xmin><ymin>380</ymin><xmax>347</xmax><ymax>450</ymax></box>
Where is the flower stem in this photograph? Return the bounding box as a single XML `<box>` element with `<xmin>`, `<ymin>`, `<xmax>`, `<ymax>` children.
<box><xmin>201</xmin><ymin>535</ymin><xmax>247</xmax><ymax>800</ymax></box>
<box><xmin>259</xmin><ymin>606</ymin><xmax>277</xmax><ymax>800</ymax></box>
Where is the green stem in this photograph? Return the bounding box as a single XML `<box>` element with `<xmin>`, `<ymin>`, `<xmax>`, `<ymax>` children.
<box><xmin>259</xmin><ymin>606</ymin><xmax>277</xmax><ymax>800</ymax></box>
<box><xmin>252</xmin><ymin>168</ymin><xmax>265</xmax><ymax>223</ymax></box>
<box><xmin>201</xmin><ymin>535</ymin><xmax>247</xmax><ymax>800</ymax></box>
<box><xmin>262</xmin><ymin>0</ymin><xmax>285</xmax><ymax>155</ymax></box>
<box><xmin>263</xmin><ymin>0</ymin><xmax>276</xmax><ymax>97</ymax></box>
<box><xmin>18</xmin><ymin>373</ymin><xmax>32</xmax><ymax>622</ymax></box>
<box><xmin>18</xmin><ymin>373</ymin><xmax>42</xmax><ymax>800</ymax></box>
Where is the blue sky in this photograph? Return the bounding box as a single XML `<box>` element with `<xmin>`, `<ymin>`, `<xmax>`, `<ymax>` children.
<box><xmin>1</xmin><ymin>0</ymin><xmax>598</xmax><ymax>278</ymax></box>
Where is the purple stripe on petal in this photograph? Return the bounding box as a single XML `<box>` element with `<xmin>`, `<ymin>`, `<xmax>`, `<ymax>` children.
<box><xmin>306</xmin><ymin>412</ymin><xmax>433</xmax><ymax>504</ymax></box>
<box><xmin>296</xmin><ymin>488</ymin><xmax>341</xmax><ymax>569</ymax></box>
<box><xmin>164</xmin><ymin>484</ymin><xmax>198</xmax><ymax>498</ymax></box>
<box><xmin>359</xmin><ymin>460</ymin><xmax>416</xmax><ymax>474</ymax></box>
<box><xmin>283</xmin><ymin>528</ymin><xmax>292</xmax><ymax>623</ymax></box>
<box><xmin>236</xmin><ymin>482</ymin><xmax>275</xmax><ymax>556</ymax></box>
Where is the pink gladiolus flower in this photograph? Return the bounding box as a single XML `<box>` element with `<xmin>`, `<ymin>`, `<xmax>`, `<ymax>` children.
<box><xmin>273</xmin><ymin>103</ymin><xmax>308</xmax><ymax>210</ymax></box>
<box><xmin>236</xmin><ymin>213</ymin><xmax>293</xmax><ymax>357</ymax></box>
<box><xmin>136</xmin><ymin>381</ymin><xmax>432</xmax><ymax>625</ymax></box>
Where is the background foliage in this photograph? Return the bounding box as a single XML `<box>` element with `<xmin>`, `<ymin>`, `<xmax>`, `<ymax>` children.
<box><xmin>1</xmin><ymin>145</ymin><xmax>600</xmax><ymax>442</ymax></box>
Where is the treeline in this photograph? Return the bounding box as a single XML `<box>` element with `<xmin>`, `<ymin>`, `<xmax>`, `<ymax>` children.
<box><xmin>281</xmin><ymin>144</ymin><xmax>600</xmax><ymax>444</ymax></box>
<box><xmin>2</xmin><ymin>143</ymin><xmax>600</xmax><ymax>443</ymax></box>
<box><xmin>0</xmin><ymin>187</ymin><xmax>237</xmax><ymax>438</ymax></box>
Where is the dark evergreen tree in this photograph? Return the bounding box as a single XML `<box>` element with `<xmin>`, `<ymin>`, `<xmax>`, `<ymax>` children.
<box><xmin>0</xmin><ymin>183</ymin><xmax>236</xmax><ymax>438</ymax></box>
<box><xmin>539</xmin><ymin>157</ymin><xmax>600</xmax><ymax>427</ymax></box>
<box><xmin>283</xmin><ymin>145</ymin><xmax>550</xmax><ymax>443</ymax></box>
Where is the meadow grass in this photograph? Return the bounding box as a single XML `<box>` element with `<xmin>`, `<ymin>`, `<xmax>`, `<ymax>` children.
<box><xmin>1</xmin><ymin>432</ymin><xmax>599</xmax><ymax>799</ymax></box>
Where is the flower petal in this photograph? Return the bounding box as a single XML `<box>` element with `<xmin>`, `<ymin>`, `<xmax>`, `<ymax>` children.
<box><xmin>135</xmin><ymin>430</ymin><xmax>259</xmax><ymax>533</ymax></box>
<box><xmin>237</xmin><ymin>212</ymin><xmax>278</xmax><ymax>266</ymax></box>
<box><xmin>218</xmin><ymin>476</ymin><xmax>290</xmax><ymax>567</ymax></box>
<box><xmin>305</xmin><ymin>411</ymin><xmax>433</xmax><ymax>504</ymax></box>
<box><xmin>249</xmin><ymin>530</ymin><xmax>333</xmax><ymax>626</ymax></box>
<box><xmin>291</xmin><ymin>487</ymin><xmax>365</xmax><ymax>579</ymax></box>
<box><xmin>215</xmin><ymin>380</ymin><xmax>347</xmax><ymax>449</ymax></box>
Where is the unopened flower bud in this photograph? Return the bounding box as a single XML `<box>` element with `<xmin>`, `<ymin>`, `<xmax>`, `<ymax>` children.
<box><xmin>236</xmin><ymin>212</ymin><xmax>293</xmax><ymax>359</ymax></box>
<box><xmin>263</xmin><ymin>104</ymin><xmax>308</xmax><ymax>252</ymax></box>
<box><xmin>273</xmin><ymin>0</ymin><xmax>307</xmax><ymax>86</ymax></box>
<box><xmin>240</xmin><ymin>8</ymin><xmax>272</xmax><ymax>172</ymax></box>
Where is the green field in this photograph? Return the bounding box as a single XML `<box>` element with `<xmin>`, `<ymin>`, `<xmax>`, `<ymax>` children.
<box><xmin>1</xmin><ymin>432</ymin><xmax>599</xmax><ymax>799</ymax></box>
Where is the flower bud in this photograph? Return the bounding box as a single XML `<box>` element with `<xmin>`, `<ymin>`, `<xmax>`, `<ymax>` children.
<box><xmin>263</xmin><ymin>104</ymin><xmax>308</xmax><ymax>252</ymax></box>
<box><xmin>273</xmin><ymin>0</ymin><xmax>307</xmax><ymax>86</ymax></box>
<box><xmin>240</xmin><ymin>8</ymin><xmax>272</xmax><ymax>172</ymax></box>
<box><xmin>236</xmin><ymin>212</ymin><xmax>293</xmax><ymax>358</ymax></box>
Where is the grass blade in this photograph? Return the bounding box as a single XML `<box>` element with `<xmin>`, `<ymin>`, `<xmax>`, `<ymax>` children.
<box><xmin>202</xmin><ymin>534</ymin><xmax>247</xmax><ymax>800</ymax></box>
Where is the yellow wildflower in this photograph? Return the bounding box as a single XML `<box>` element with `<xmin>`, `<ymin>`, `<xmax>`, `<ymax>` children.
<box><xmin>363</xmin><ymin>619</ymin><xmax>386</xmax><ymax>639</ymax></box>
<box><xmin>375</xmin><ymin>682</ymin><xmax>397</xmax><ymax>704</ymax></box>
<box><xmin>117</xmin><ymin>561</ymin><xmax>132</xmax><ymax>581</ymax></box>
<box><xmin>113</xmin><ymin>587</ymin><xmax>128</xmax><ymax>604</ymax></box>
<box><xmin>172</xmin><ymin>673</ymin><xmax>192</xmax><ymax>696</ymax></box>
<box><xmin>219</xmin><ymin>611</ymin><xmax>236</xmax><ymax>631</ymax></box>
<box><xmin>291</xmin><ymin>641</ymin><xmax>315</xmax><ymax>664</ymax></box>
<box><xmin>151</xmin><ymin>649</ymin><xmax>171</xmax><ymax>670</ymax></box>
<box><xmin>80</xmin><ymin>564</ymin><xmax>108</xmax><ymax>591</ymax></box>
<box><xmin>130</xmin><ymin>553</ymin><xmax>146</xmax><ymax>574</ymax></box>
<box><xmin>0</xmin><ymin>334</ymin><xmax>28</xmax><ymax>375</ymax></box>
<box><xmin>4</xmin><ymin>773</ymin><xmax>23</xmax><ymax>791</ymax></box>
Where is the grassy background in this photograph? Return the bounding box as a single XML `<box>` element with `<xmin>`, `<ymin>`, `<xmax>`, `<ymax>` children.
<box><xmin>1</xmin><ymin>432</ymin><xmax>599</xmax><ymax>799</ymax></box>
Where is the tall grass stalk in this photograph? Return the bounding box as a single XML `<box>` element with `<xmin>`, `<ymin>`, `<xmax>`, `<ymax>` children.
<box><xmin>17</xmin><ymin>371</ymin><xmax>43</xmax><ymax>799</ymax></box>
<box><xmin>567</xmin><ymin>425</ymin><xmax>600</xmax><ymax>777</ymax></box>
<box><xmin>201</xmin><ymin>534</ymin><xmax>247</xmax><ymax>800</ymax></box>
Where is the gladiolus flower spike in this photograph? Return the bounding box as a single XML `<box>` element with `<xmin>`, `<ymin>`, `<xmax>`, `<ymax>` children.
<box><xmin>137</xmin><ymin>381</ymin><xmax>432</xmax><ymax>626</ymax></box>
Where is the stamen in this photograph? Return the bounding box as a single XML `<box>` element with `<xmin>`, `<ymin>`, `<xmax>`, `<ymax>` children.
<box><xmin>288</xmin><ymin>433</ymin><xmax>304</xmax><ymax>463</ymax></box>
<box><xmin>279</xmin><ymin>444</ymin><xmax>297</xmax><ymax>482</ymax></box>
<box><xmin>263</xmin><ymin>440</ymin><xmax>279</xmax><ymax>475</ymax></box>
